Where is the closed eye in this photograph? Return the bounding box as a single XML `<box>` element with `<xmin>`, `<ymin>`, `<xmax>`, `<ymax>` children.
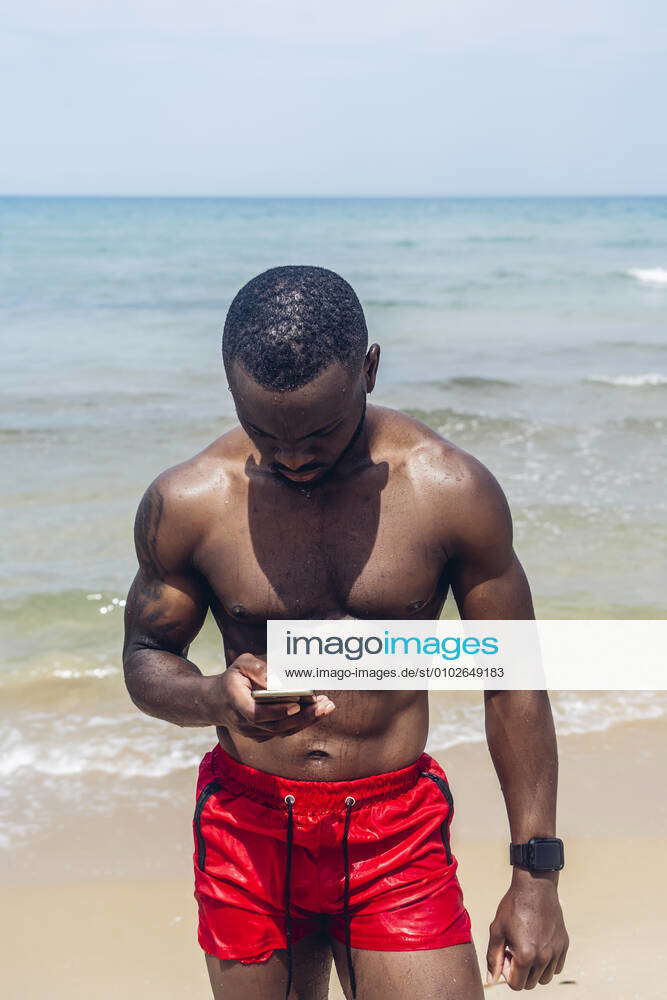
<box><xmin>307</xmin><ymin>421</ymin><xmax>342</xmax><ymax>439</ymax></box>
<box><xmin>245</xmin><ymin>419</ymin><xmax>342</xmax><ymax>441</ymax></box>
<box><xmin>247</xmin><ymin>422</ymin><xmax>276</xmax><ymax>439</ymax></box>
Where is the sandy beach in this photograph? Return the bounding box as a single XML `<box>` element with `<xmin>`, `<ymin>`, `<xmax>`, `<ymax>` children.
<box><xmin>3</xmin><ymin>714</ymin><xmax>665</xmax><ymax>999</ymax></box>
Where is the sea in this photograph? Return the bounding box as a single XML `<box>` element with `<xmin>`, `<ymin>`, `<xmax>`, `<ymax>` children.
<box><xmin>1</xmin><ymin>196</ymin><xmax>666</xmax><ymax>852</ymax></box>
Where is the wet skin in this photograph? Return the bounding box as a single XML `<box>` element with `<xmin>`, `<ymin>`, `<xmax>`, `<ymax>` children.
<box><xmin>122</xmin><ymin>347</ymin><xmax>568</xmax><ymax>993</ymax></box>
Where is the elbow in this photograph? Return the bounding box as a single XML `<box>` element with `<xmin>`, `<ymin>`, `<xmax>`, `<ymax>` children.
<box><xmin>122</xmin><ymin>646</ymin><xmax>152</xmax><ymax>712</ymax></box>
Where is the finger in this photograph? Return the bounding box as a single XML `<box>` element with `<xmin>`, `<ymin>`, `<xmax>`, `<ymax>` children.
<box><xmin>239</xmin><ymin>695</ymin><xmax>334</xmax><ymax>732</ymax></box>
<box><xmin>523</xmin><ymin>967</ymin><xmax>539</xmax><ymax>991</ymax></box>
<box><xmin>254</xmin><ymin>696</ymin><xmax>335</xmax><ymax>732</ymax></box>
<box><xmin>554</xmin><ymin>947</ymin><xmax>568</xmax><ymax>976</ymax></box>
<box><xmin>502</xmin><ymin>953</ymin><xmax>512</xmax><ymax>982</ymax></box>
<box><xmin>252</xmin><ymin>701</ymin><xmax>307</xmax><ymax>724</ymax></box>
<box><xmin>538</xmin><ymin>955</ymin><xmax>558</xmax><ymax>986</ymax></box>
<box><xmin>238</xmin><ymin>703</ymin><xmax>335</xmax><ymax>741</ymax></box>
<box><xmin>485</xmin><ymin>931</ymin><xmax>506</xmax><ymax>985</ymax></box>
<box><xmin>505</xmin><ymin>952</ymin><xmax>531</xmax><ymax>992</ymax></box>
<box><xmin>224</xmin><ymin>663</ymin><xmax>273</xmax><ymax>719</ymax></box>
<box><xmin>225</xmin><ymin>682</ymin><xmax>302</xmax><ymax>728</ymax></box>
<box><xmin>232</xmin><ymin>691</ymin><xmax>294</xmax><ymax>725</ymax></box>
<box><xmin>232</xmin><ymin>654</ymin><xmax>267</xmax><ymax>686</ymax></box>
<box><xmin>278</xmin><ymin>715</ymin><xmax>342</xmax><ymax>736</ymax></box>
<box><xmin>525</xmin><ymin>957</ymin><xmax>549</xmax><ymax>990</ymax></box>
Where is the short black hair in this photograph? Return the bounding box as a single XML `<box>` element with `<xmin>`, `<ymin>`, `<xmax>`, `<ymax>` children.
<box><xmin>222</xmin><ymin>265</ymin><xmax>368</xmax><ymax>391</ymax></box>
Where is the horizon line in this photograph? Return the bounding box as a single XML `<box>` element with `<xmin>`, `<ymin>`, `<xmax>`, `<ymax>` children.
<box><xmin>2</xmin><ymin>192</ymin><xmax>667</xmax><ymax>200</ymax></box>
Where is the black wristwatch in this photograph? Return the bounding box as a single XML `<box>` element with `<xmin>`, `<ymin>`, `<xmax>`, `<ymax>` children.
<box><xmin>510</xmin><ymin>837</ymin><xmax>564</xmax><ymax>872</ymax></box>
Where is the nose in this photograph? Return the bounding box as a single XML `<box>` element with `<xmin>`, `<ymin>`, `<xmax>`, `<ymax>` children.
<box><xmin>274</xmin><ymin>447</ymin><xmax>316</xmax><ymax>472</ymax></box>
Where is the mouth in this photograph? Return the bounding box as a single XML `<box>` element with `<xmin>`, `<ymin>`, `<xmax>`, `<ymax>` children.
<box><xmin>278</xmin><ymin>467</ymin><xmax>324</xmax><ymax>483</ymax></box>
<box><xmin>271</xmin><ymin>459</ymin><xmax>329</xmax><ymax>484</ymax></box>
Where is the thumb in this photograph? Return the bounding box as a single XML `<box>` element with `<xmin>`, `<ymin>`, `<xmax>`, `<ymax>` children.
<box><xmin>502</xmin><ymin>951</ymin><xmax>512</xmax><ymax>982</ymax></box>
<box><xmin>231</xmin><ymin>653</ymin><xmax>267</xmax><ymax>688</ymax></box>
<box><xmin>486</xmin><ymin>929</ymin><xmax>506</xmax><ymax>986</ymax></box>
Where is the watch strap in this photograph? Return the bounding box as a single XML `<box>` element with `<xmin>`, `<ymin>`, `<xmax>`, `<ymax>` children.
<box><xmin>509</xmin><ymin>837</ymin><xmax>565</xmax><ymax>871</ymax></box>
<box><xmin>509</xmin><ymin>842</ymin><xmax>530</xmax><ymax>867</ymax></box>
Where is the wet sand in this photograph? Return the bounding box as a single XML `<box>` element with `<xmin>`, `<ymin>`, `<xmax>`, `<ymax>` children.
<box><xmin>2</xmin><ymin>717</ymin><xmax>666</xmax><ymax>998</ymax></box>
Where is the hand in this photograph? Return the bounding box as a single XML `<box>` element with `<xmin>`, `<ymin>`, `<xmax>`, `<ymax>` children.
<box><xmin>487</xmin><ymin>869</ymin><xmax>569</xmax><ymax>990</ymax></box>
<box><xmin>212</xmin><ymin>653</ymin><xmax>335</xmax><ymax>742</ymax></box>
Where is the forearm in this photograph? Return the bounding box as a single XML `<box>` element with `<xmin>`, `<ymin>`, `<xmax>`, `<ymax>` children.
<box><xmin>485</xmin><ymin>690</ymin><xmax>569</xmax><ymax>989</ymax></box>
<box><xmin>485</xmin><ymin>690</ymin><xmax>558</xmax><ymax>842</ymax></box>
<box><xmin>123</xmin><ymin>647</ymin><xmax>222</xmax><ymax>727</ymax></box>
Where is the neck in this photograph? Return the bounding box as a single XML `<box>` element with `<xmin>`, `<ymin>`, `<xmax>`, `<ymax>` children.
<box><xmin>333</xmin><ymin>398</ymin><xmax>371</xmax><ymax>478</ymax></box>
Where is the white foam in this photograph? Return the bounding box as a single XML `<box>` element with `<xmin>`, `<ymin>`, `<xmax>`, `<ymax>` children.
<box><xmin>587</xmin><ymin>373</ymin><xmax>667</xmax><ymax>387</ymax></box>
<box><xmin>0</xmin><ymin>718</ymin><xmax>212</xmax><ymax>780</ymax></box>
<box><xmin>552</xmin><ymin>691</ymin><xmax>665</xmax><ymax>735</ymax></box>
<box><xmin>2</xmin><ymin>692</ymin><xmax>665</xmax><ymax>786</ymax></box>
<box><xmin>0</xmin><ymin>744</ymin><xmax>37</xmax><ymax>778</ymax></box>
<box><xmin>52</xmin><ymin>666</ymin><xmax>119</xmax><ymax>679</ymax></box>
<box><xmin>627</xmin><ymin>267</ymin><xmax>667</xmax><ymax>286</ymax></box>
<box><xmin>427</xmin><ymin>690</ymin><xmax>667</xmax><ymax>752</ymax></box>
<box><xmin>85</xmin><ymin>713</ymin><xmax>137</xmax><ymax>727</ymax></box>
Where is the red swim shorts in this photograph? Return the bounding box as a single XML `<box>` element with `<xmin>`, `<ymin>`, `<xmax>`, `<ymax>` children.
<box><xmin>193</xmin><ymin>744</ymin><xmax>471</xmax><ymax>994</ymax></box>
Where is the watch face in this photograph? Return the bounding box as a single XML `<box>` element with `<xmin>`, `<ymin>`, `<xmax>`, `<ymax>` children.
<box><xmin>530</xmin><ymin>838</ymin><xmax>564</xmax><ymax>870</ymax></box>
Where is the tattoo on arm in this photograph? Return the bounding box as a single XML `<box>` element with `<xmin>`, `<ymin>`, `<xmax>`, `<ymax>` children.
<box><xmin>125</xmin><ymin>483</ymin><xmax>205</xmax><ymax>658</ymax></box>
<box><xmin>126</xmin><ymin>576</ymin><xmax>182</xmax><ymax>646</ymax></box>
<box><xmin>134</xmin><ymin>484</ymin><xmax>167</xmax><ymax>580</ymax></box>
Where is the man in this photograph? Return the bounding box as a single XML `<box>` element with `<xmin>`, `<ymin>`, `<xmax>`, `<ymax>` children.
<box><xmin>123</xmin><ymin>266</ymin><xmax>568</xmax><ymax>999</ymax></box>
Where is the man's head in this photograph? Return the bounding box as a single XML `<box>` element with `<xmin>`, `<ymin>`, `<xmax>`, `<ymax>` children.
<box><xmin>222</xmin><ymin>265</ymin><xmax>369</xmax><ymax>391</ymax></box>
<box><xmin>222</xmin><ymin>265</ymin><xmax>379</xmax><ymax>485</ymax></box>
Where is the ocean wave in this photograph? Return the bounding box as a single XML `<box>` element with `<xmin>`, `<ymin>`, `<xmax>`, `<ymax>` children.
<box><xmin>428</xmin><ymin>690</ymin><xmax>667</xmax><ymax>751</ymax></box>
<box><xmin>597</xmin><ymin>340</ymin><xmax>667</xmax><ymax>351</ymax></box>
<box><xmin>405</xmin><ymin>406</ymin><xmax>552</xmax><ymax>443</ymax></box>
<box><xmin>462</xmin><ymin>235</ymin><xmax>535</xmax><ymax>244</ymax></box>
<box><xmin>610</xmin><ymin>415</ymin><xmax>666</xmax><ymax>432</ymax></box>
<box><xmin>0</xmin><ymin>692</ymin><xmax>665</xmax><ymax>850</ymax></box>
<box><xmin>1</xmin><ymin>690</ymin><xmax>664</xmax><ymax>786</ymax></box>
<box><xmin>0</xmin><ymin>719</ymin><xmax>212</xmax><ymax>780</ymax></box>
<box><xmin>365</xmin><ymin>298</ymin><xmax>427</xmax><ymax>309</ymax></box>
<box><xmin>52</xmin><ymin>666</ymin><xmax>119</xmax><ymax>680</ymax></box>
<box><xmin>429</xmin><ymin>376</ymin><xmax>517</xmax><ymax>390</ymax></box>
<box><xmin>586</xmin><ymin>373</ymin><xmax>667</xmax><ymax>387</ymax></box>
<box><xmin>604</xmin><ymin>239</ymin><xmax>667</xmax><ymax>249</ymax></box>
<box><xmin>627</xmin><ymin>267</ymin><xmax>667</xmax><ymax>286</ymax></box>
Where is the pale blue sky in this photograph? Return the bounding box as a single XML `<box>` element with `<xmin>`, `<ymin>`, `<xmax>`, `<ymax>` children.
<box><xmin>2</xmin><ymin>0</ymin><xmax>666</xmax><ymax>195</ymax></box>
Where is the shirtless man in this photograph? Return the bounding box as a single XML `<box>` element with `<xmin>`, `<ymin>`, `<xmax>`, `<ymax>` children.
<box><xmin>122</xmin><ymin>266</ymin><xmax>568</xmax><ymax>999</ymax></box>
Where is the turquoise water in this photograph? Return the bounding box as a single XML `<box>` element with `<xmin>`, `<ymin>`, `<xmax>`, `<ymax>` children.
<box><xmin>3</xmin><ymin>196</ymin><xmax>665</xmax><ymax>607</ymax></box>
<box><xmin>1</xmin><ymin>197</ymin><xmax>666</xmax><ymax>847</ymax></box>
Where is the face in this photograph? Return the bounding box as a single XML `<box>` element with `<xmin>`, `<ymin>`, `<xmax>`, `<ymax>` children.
<box><xmin>229</xmin><ymin>348</ymin><xmax>380</xmax><ymax>486</ymax></box>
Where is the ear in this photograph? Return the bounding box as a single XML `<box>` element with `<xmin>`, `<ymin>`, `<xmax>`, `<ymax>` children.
<box><xmin>363</xmin><ymin>344</ymin><xmax>381</xmax><ymax>393</ymax></box>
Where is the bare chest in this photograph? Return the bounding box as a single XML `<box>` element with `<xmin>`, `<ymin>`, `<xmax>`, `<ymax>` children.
<box><xmin>196</xmin><ymin>473</ymin><xmax>449</xmax><ymax>624</ymax></box>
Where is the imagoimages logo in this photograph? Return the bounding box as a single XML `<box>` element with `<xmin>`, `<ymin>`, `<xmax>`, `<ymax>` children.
<box><xmin>285</xmin><ymin>629</ymin><xmax>500</xmax><ymax>661</ymax></box>
<box><xmin>266</xmin><ymin>620</ymin><xmax>666</xmax><ymax>691</ymax></box>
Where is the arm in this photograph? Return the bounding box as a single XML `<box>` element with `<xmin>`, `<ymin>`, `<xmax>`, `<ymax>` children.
<box><xmin>123</xmin><ymin>475</ymin><xmax>333</xmax><ymax>734</ymax></box>
<box><xmin>448</xmin><ymin>457</ymin><xmax>568</xmax><ymax>991</ymax></box>
<box><xmin>122</xmin><ymin>476</ymin><xmax>217</xmax><ymax>726</ymax></box>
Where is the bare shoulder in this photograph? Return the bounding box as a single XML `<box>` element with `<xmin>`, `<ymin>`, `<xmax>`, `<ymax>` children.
<box><xmin>134</xmin><ymin>426</ymin><xmax>246</xmax><ymax>574</ymax></box>
<box><xmin>370</xmin><ymin>404</ymin><xmax>500</xmax><ymax>491</ymax></box>
<box><xmin>370</xmin><ymin>405</ymin><xmax>512</xmax><ymax>552</ymax></box>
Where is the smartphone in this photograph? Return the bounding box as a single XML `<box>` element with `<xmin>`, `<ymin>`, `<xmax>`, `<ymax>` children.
<box><xmin>252</xmin><ymin>690</ymin><xmax>316</xmax><ymax>705</ymax></box>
